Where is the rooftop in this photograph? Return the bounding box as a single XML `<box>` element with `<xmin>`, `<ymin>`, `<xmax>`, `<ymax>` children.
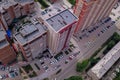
<box><xmin>46</xmin><ymin>9</ymin><xmax>77</xmax><ymax>32</ymax></box>
<box><xmin>14</xmin><ymin>0</ymin><xmax>34</xmax><ymax>5</ymax></box>
<box><xmin>110</xmin><ymin>2</ymin><xmax>120</xmax><ymax>21</ymax></box>
<box><xmin>14</xmin><ymin>19</ymin><xmax>47</xmax><ymax>46</ymax></box>
<box><xmin>110</xmin><ymin>2</ymin><xmax>120</xmax><ymax>29</ymax></box>
<box><xmin>0</xmin><ymin>0</ymin><xmax>34</xmax><ymax>13</ymax></box>
<box><xmin>0</xmin><ymin>0</ymin><xmax>16</xmax><ymax>13</ymax></box>
<box><xmin>91</xmin><ymin>41</ymin><xmax>120</xmax><ymax>79</ymax></box>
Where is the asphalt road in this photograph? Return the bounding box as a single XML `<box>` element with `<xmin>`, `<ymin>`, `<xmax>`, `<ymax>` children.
<box><xmin>51</xmin><ymin>21</ymin><xmax>117</xmax><ymax>80</ymax></box>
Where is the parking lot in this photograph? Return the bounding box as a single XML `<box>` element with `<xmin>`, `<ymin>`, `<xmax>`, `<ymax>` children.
<box><xmin>73</xmin><ymin>17</ymin><xmax>117</xmax><ymax>57</ymax></box>
<box><xmin>0</xmin><ymin>65</ymin><xmax>20</xmax><ymax>80</ymax></box>
<box><xmin>19</xmin><ymin>44</ymin><xmax>80</xmax><ymax>79</ymax></box>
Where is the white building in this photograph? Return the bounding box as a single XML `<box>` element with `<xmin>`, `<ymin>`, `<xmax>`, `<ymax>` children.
<box><xmin>88</xmin><ymin>41</ymin><xmax>120</xmax><ymax>80</ymax></box>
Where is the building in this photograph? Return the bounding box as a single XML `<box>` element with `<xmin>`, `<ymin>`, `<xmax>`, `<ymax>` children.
<box><xmin>74</xmin><ymin>0</ymin><xmax>118</xmax><ymax>32</ymax></box>
<box><xmin>0</xmin><ymin>30</ymin><xmax>16</xmax><ymax>65</ymax></box>
<box><xmin>14</xmin><ymin>18</ymin><xmax>47</xmax><ymax>61</ymax></box>
<box><xmin>42</xmin><ymin>9</ymin><xmax>78</xmax><ymax>54</ymax></box>
<box><xmin>0</xmin><ymin>0</ymin><xmax>35</xmax><ymax>30</ymax></box>
<box><xmin>110</xmin><ymin>1</ymin><xmax>120</xmax><ymax>29</ymax></box>
<box><xmin>88</xmin><ymin>41</ymin><xmax>120</xmax><ymax>80</ymax></box>
<box><xmin>15</xmin><ymin>0</ymin><xmax>35</xmax><ymax>16</ymax></box>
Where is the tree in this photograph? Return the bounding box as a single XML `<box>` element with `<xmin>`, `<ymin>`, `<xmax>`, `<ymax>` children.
<box><xmin>90</xmin><ymin>57</ymin><xmax>100</xmax><ymax>66</ymax></box>
<box><xmin>64</xmin><ymin>76</ymin><xmax>83</xmax><ymax>80</ymax></box>
<box><xmin>113</xmin><ymin>34</ymin><xmax>120</xmax><ymax>43</ymax></box>
<box><xmin>76</xmin><ymin>60</ymin><xmax>89</xmax><ymax>72</ymax></box>
<box><xmin>43</xmin><ymin>78</ymin><xmax>49</xmax><ymax>80</ymax></box>
<box><xmin>68</xmin><ymin>0</ymin><xmax>76</xmax><ymax>5</ymax></box>
<box><xmin>107</xmin><ymin>40</ymin><xmax>115</xmax><ymax>50</ymax></box>
<box><xmin>114</xmin><ymin>72</ymin><xmax>120</xmax><ymax>80</ymax></box>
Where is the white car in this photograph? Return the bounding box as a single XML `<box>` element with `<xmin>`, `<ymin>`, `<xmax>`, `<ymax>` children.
<box><xmin>0</xmin><ymin>75</ymin><xmax>2</xmax><ymax>79</ymax></box>
<box><xmin>69</xmin><ymin>55</ymin><xmax>74</xmax><ymax>59</ymax></box>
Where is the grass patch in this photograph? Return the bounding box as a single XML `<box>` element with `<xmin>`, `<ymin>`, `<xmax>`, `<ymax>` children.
<box><xmin>22</xmin><ymin>65</ymin><xmax>33</xmax><ymax>73</ymax></box>
<box><xmin>64</xmin><ymin>76</ymin><xmax>83</xmax><ymax>80</ymax></box>
<box><xmin>29</xmin><ymin>71</ymin><xmax>37</xmax><ymax>78</ymax></box>
<box><xmin>23</xmin><ymin>76</ymin><xmax>28</xmax><ymax>79</ymax></box>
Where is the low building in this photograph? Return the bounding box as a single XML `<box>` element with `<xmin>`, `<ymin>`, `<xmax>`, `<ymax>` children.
<box><xmin>0</xmin><ymin>30</ymin><xmax>16</xmax><ymax>65</ymax></box>
<box><xmin>110</xmin><ymin>1</ymin><xmax>120</xmax><ymax>29</ymax></box>
<box><xmin>88</xmin><ymin>41</ymin><xmax>120</xmax><ymax>80</ymax></box>
<box><xmin>14</xmin><ymin>18</ymin><xmax>47</xmax><ymax>61</ymax></box>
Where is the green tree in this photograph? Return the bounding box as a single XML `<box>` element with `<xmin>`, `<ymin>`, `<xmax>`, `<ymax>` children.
<box><xmin>68</xmin><ymin>0</ymin><xmax>76</xmax><ymax>5</ymax></box>
<box><xmin>90</xmin><ymin>57</ymin><xmax>100</xmax><ymax>66</ymax></box>
<box><xmin>43</xmin><ymin>78</ymin><xmax>49</xmax><ymax>80</ymax></box>
<box><xmin>37</xmin><ymin>0</ymin><xmax>49</xmax><ymax>8</ymax></box>
<box><xmin>114</xmin><ymin>72</ymin><xmax>120</xmax><ymax>80</ymax></box>
<box><xmin>64</xmin><ymin>76</ymin><xmax>83</xmax><ymax>80</ymax></box>
<box><xmin>113</xmin><ymin>34</ymin><xmax>120</xmax><ymax>43</ymax></box>
<box><xmin>107</xmin><ymin>40</ymin><xmax>115</xmax><ymax>50</ymax></box>
<box><xmin>76</xmin><ymin>60</ymin><xmax>89</xmax><ymax>72</ymax></box>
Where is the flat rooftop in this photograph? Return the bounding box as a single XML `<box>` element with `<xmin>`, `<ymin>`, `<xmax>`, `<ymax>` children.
<box><xmin>110</xmin><ymin>2</ymin><xmax>120</xmax><ymax>21</ymax></box>
<box><xmin>0</xmin><ymin>0</ymin><xmax>34</xmax><ymax>13</ymax></box>
<box><xmin>91</xmin><ymin>41</ymin><xmax>120</xmax><ymax>79</ymax></box>
<box><xmin>14</xmin><ymin>20</ymin><xmax>47</xmax><ymax>46</ymax></box>
<box><xmin>14</xmin><ymin>0</ymin><xmax>34</xmax><ymax>5</ymax></box>
<box><xmin>110</xmin><ymin>2</ymin><xmax>120</xmax><ymax>29</ymax></box>
<box><xmin>0</xmin><ymin>30</ymin><xmax>9</xmax><ymax>49</ymax></box>
<box><xmin>46</xmin><ymin>9</ymin><xmax>77</xmax><ymax>32</ymax></box>
<box><xmin>0</xmin><ymin>0</ymin><xmax>16</xmax><ymax>13</ymax></box>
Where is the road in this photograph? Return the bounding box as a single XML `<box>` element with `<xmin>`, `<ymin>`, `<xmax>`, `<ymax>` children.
<box><xmin>50</xmin><ymin>20</ymin><xmax>117</xmax><ymax>80</ymax></box>
<box><xmin>50</xmin><ymin>57</ymin><xmax>81</xmax><ymax>80</ymax></box>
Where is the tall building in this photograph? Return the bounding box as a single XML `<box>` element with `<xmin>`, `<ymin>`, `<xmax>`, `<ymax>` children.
<box><xmin>74</xmin><ymin>0</ymin><xmax>118</xmax><ymax>32</ymax></box>
<box><xmin>14</xmin><ymin>18</ymin><xmax>47</xmax><ymax>61</ymax></box>
<box><xmin>0</xmin><ymin>0</ymin><xmax>35</xmax><ymax>30</ymax></box>
<box><xmin>0</xmin><ymin>30</ymin><xmax>16</xmax><ymax>65</ymax></box>
<box><xmin>42</xmin><ymin>9</ymin><xmax>78</xmax><ymax>54</ymax></box>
